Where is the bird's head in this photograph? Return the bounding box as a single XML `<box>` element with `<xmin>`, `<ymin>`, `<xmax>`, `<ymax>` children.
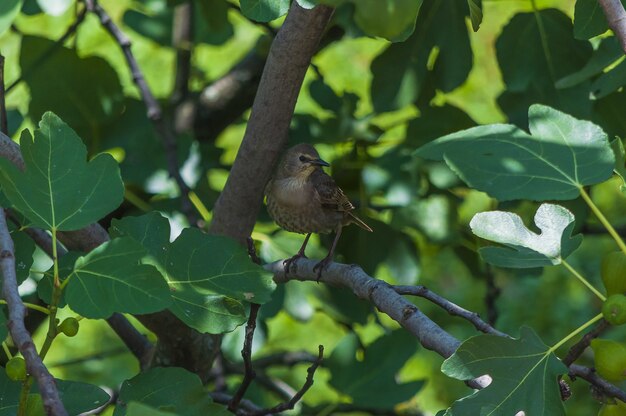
<box><xmin>280</xmin><ymin>143</ymin><xmax>330</xmax><ymax>178</ymax></box>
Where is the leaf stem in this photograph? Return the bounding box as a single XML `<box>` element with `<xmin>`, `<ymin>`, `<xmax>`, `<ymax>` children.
<box><xmin>188</xmin><ymin>191</ymin><xmax>211</xmax><ymax>222</ymax></box>
<box><xmin>0</xmin><ymin>300</ymin><xmax>50</xmax><ymax>315</ymax></box>
<box><xmin>2</xmin><ymin>341</ymin><xmax>11</xmax><ymax>359</ymax></box>
<box><xmin>550</xmin><ymin>313</ymin><xmax>603</xmax><ymax>353</ymax></box>
<box><xmin>579</xmin><ymin>186</ymin><xmax>626</xmax><ymax>256</ymax></box>
<box><xmin>560</xmin><ymin>259</ymin><xmax>606</xmax><ymax>301</ymax></box>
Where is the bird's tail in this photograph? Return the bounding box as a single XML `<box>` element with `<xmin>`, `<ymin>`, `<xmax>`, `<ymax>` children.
<box><xmin>348</xmin><ymin>212</ymin><xmax>373</xmax><ymax>232</ymax></box>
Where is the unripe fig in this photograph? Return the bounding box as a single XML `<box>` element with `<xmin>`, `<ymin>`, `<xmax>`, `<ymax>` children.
<box><xmin>5</xmin><ymin>356</ymin><xmax>27</xmax><ymax>381</ymax></box>
<box><xmin>603</xmin><ymin>294</ymin><xmax>626</xmax><ymax>325</ymax></box>
<box><xmin>59</xmin><ymin>317</ymin><xmax>79</xmax><ymax>337</ymax></box>
<box><xmin>601</xmin><ymin>252</ymin><xmax>626</xmax><ymax>296</ymax></box>
<box><xmin>598</xmin><ymin>400</ymin><xmax>626</xmax><ymax>416</ymax></box>
<box><xmin>591</xmin><ymin>339</ymin><xmax>626</xmax><ymax>382</ymax></box>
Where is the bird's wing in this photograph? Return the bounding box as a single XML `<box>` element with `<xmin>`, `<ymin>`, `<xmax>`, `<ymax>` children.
<box><xmin>311</xmin><ymin>170</ymin><xmax>354</xmax><ymax>212</ymax></box>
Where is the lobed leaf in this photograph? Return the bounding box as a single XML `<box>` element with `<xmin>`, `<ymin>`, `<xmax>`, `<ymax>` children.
<box><xmin>470</xmin><ymin>203</ymin><xmax>582</xmax><ymax>268</ymax></box>
<box><xmin>441</xmin><ymin>327</ymin><xmax>567</xmax><ymax>416</ymax></box>
<box><xmin>240</xmin><ymin>0</ymin><xmax>289</xmax><ymax>22</ymax></box>
<box><xmin>0</xmin><ymin>112</ymin><xmax>124</xmax><ymax>231</ymax></box>
<box><xmin>65</xmin><ymin>238</ymin><xmax>172</xmax><ymax>319</ymax></box>
<box><xmin>416</xmin><ymin>104</ymin><xmax>615</xmax><ymax>201</ymax></box>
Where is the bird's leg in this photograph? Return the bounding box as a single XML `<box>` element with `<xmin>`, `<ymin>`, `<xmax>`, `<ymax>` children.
<box><xmin>283</xmin><ymin>233</ymin><xmax>311</xmax><ymax>273</ymax></box>
<box><xmin>313</xmin><ymin>225</ymin><xmax>342</xmax><ymax>282</ymax></box>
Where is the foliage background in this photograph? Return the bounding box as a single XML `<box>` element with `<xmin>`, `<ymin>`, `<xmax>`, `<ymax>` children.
<box><xmin>1</xmin><ymin>0</ymin><xmax>626</xmax><ymax>414</ymax></box>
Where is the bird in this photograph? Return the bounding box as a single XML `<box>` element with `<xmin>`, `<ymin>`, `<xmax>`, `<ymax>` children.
<box><xmin>265</xmin><ymin>143</ymin><xmax>372</xmax><ymax>280</ymax></box>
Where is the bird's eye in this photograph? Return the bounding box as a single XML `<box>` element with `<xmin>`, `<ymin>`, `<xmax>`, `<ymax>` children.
<box><xmin>299</xmin><ymin>155</ymin><xmax>307</xmax><ymax>162</ymax></box>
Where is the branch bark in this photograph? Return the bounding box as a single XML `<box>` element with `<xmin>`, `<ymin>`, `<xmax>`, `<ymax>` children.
<box><xmin>0</xmin><ymin>210</ymin><xmax>67</xmax><ymax>416</ymax></box>
<box><xmin>598</xmin><ymin>0</ymin><xmax>626</xmax><ymax>54</ymax></box>
<box><xmin>208</xmin><ymin>2</ymin><xmax>334</xmax><ymax>243</ymax></box>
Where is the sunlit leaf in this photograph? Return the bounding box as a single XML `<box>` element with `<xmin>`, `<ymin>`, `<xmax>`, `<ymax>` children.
<box><xmin>441</xmin><ymin>327</ymin><xmax>567</xmax><ymax>416</ymax></box>
<box><xmin>352</xmin><ymin>0</ymin><xmax>422</xmax><ymax>42</ymax></box>
<box><xmin>416</xmin><ymin>104</ymin><xmax>614</xmax><ymax>201</ymax></box>
<box><xmin>470</xmin><ymin>203</ymin><xmax>582</xmax><ymax>268</ymax></box>
<box><xmin>65</xmin><ymin>238</ymin><xmax>172</xmax><ymax>319</ymax></box>
<box><xmin>467</xmin><ymin>0</ymin><xmax>482</xmax><ymax>31</ymax></box>
<box><xmin>556</xmin><ymin>37</ymin><xmax>622</xmax><ymax>89</ymax></box>
<box><xmin>0</xmin><ymin>112</ymin><xmax>124</xmax><ymax>231</ymax></box>
<box><xmin>36</xmin><ymin>0</ymin><xmax>73</xmax><ymax>16</ymax></box>
<box><xmin>0</xmin><ymin>0</ymin><xmax>21</xmax><ymax>35</ymax></box>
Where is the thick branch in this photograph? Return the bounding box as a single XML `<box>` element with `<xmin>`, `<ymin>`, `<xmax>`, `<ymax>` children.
<box><xmin>267</xmin><ymin>259</ymin><xmax>462</xmax><ymax>359</ymax></box>
<box><xmin>0</xmin><ymin>210</ymin><xmax>67</xmax><ymax>415</ymax></box>
<box><xmin>209</xmin><ymin>3</ymin><xmax>334</xmax><ymax>243</ymax></box>
<box><xmin>598</xmin><ymin>0</ymin><xmax>626</xmax><ymax>54</ymax></box>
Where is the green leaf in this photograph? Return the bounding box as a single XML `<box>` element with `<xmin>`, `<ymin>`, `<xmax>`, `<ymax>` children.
<box><xmin>126</xmin><ymin>402</ymin><xmax>177</xmax><ymax>416</ymax></box>
<box><xmin>0</xmin><ymin>0</ymin><xmax>22</xmax><ymax>35</ymax></box>
<box><xmin>167</xmin><ymin>228</ymin><xmax>275</xmax><ymax>303</ymax></box>
<box><xmin>416</xmin><ymin>104</ymin><xmax>615</xmax><ymax>201</ymax></box>
<box><xmin>328</xmin><ymin>330</ymin><xmax>423</xmax><ymax>408</ymax></box>
<box><xmin>0</xmin><ymin>308</ymin><xmax>7</xmax><ymax>349</ymax></box>
<box><xmin>114</xmin><ymin>367</ymin><xmax>227</xmax><ymax>416</ymax></box>
<box><xmin>470</xmin><ymin>203</ymin><xmax>582</xmax><ymax>268</ymax></box>
<box><xmin>370</xmin><ymin>0</ymin><xmax>471</xmax><ymax>112</ymax></box>
<box><xmin>467</xmin><ymin>0</ymin><xmax>481</xmax><ymax>31</ymax></box>
<box><xmin>573</xmin><ymin>0</ymin><xmax>625</xmax><ymax>39</ymax></box>
<box><xmin>496</xmin><ymin>10</ymin><xmax>592</xmax><ymax>126</ymax></box>
<box><xmin>110</xmin><ymin>213</ymin><xmax>259</xmax><ymax>333</ymax></box>
<box><xmin>0</xmin><ymin>112</ymin><xmax>124</xmax><ymax>231</ymax></box>
<box><xmin>37</xmin><ymin>252</ymin><xmax>81</xmax><ymax>308</ymax></box>
<box><xmin>556</xmin><ymin>37</ymin><xmax>622</xmax><ymax>89</ymax></box>
<box><xmin>65</xmin><ymin>238</ymin><xmax>172</xmax><ymax>319</ymax></box>
<box><xmin>352</xmin><ymin>0</ymin><xmax>423</xmax><ymax>42</ymax></box>
<box><xmin>11</xmin><ymin>228</ymin><xmax>35</xmax><ymax>285</ymax></box>
<box><xmin>240</xmin><ymin>0</ymin><xmax>289</xmax><ymax>22</ymax></box>
<box><xmin>0</xmin><ymin>371</ymin><xmax>110</xmax><ymax>415</ymax></box>
<box><xmin>20</xmin><ymin>36</ymin><xmax>124</xmax><ymax>137</ymax></box>
<box><xmin>591</xmin><ymin>60</ymin><xmax>626</xmax><ymax>99</ymax></box>
<box><xmin>441</xmin><ymin>327</ymin><xmax>567</xmax><ymax>416</ymax></box>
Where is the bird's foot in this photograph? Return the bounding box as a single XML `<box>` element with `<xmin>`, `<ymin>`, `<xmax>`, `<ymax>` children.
<box><xmin>283</xmin><ymin>252</ymin><xmax>308</xmax><ymax>274</ymax></box>
<box><xmin>313</xmin><ymin>256</ymin><xmax>332</xmax><ymax>282</ymax></box>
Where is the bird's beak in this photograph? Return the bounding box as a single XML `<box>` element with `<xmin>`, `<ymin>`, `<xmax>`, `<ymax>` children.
<box><xmin>311</xmin><ymin>158</ymin><xmax>330</xmax><ymax>167</ymax></box>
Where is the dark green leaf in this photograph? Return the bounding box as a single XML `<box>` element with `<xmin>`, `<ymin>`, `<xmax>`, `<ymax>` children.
<box><xmin>65</xmin><ymin>238</ymin><xmax>172</xmax><ymax>318</ymax></box>
<box><xmin>0</xmin><ymin>308</ymin><xmax>7</xmax><ymax>348</ymax></box>
<box><xmin>6</xmin><ymin>110</ymin><xmax>23</xmax><ymax>137</ymax></box>
<box><xmin>573</xmin><ymin>0</ymin><xmax>624</xmax><ymax>39</ymax></box>
<box><xmin>20</xmin><ymin>36</ymin><xmax>124</xmax><ymax>137</ymax></box>
<box><xmin>37</xmin><ymin>252</ymin><xmax>82</xmax><ymax>308</ymax></box>
<box><xmin>0</xmin><ymin>112</ymin><xmax>124</xmax><ymax>231</ymax></box>
<box><xmin>406</xmin><ymin>104</ymin><xmax>475</xmax><ymax>147</ymax></box>
<box><xmin>590</xmin><ymin>60</ymin><xmax>626</xmax><ymax>99</ymax></box>
<box><xmin>370</xmin><ymin>0</ymin><xmax>471</xmax><ymax>112</ymax></box>
<box><xmin>467</xmin><ymin>0</ymin><xmax>481</xmax><ymax>31</ymax></box>
<box><xmin>110</xmin><ymin>212</ymin><xmax>171</xmax><ymax>265</ymax></box>
<box><xmin>167</xmin><ymin>228</ymin><xmax>275</xmax><ymax>303</ymax></box>
<box><xmin>328</xmin><ymin>331</ymin><xmax>423</xmax><ymax>408</ymax></box>
<box><xmin>0</xmin><ymin>0</ymin><xmax>21</xmax><ymax>36</ymax></box>
<box><xmin>114</xmin><ymin>367</ymin><xmax>227</xmax><ymax>416</ymax></box>
<box><xmin>441</xmin><ymin>327</ymin><xmax>567</xmax><ymax>416</ymax></box>
<box><xmin>416</xmin><ymin>104</ymin><xmax>614</xmax><ymax>201</ymax></box>
<box><xmin>240</xmin><ymin>0</ymin><xmax>289</xmax><ymax>22</ymax></box>
<box><xmin>470</xmin><ymin>203</ymin><xmax>582</xmax><ymax>268</ymax></box>
<box><xmin>496</xmin><ymin>10</ymin><xmax>592</xmax><ymax>125</ymax></box>
<box><xmin>11</xmin><ymin>228</ymin><xmax>35</xmax><ymax>285</ymax></box>
<box><xmin>556</xmin><ymin>37</ymin><xmax>622</xmax><ymax>89</ymax></box>
<box><xmin>611</xmin><ymin>138</ymin><xmax>626</xmax><ymax>192</ymax></box>
<box><xmin>126</xmin><ymin>402</ymin><xmax>177</xmax><ymax>415</ymax></box>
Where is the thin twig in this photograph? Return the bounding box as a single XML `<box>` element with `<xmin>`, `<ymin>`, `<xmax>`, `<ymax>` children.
<box><xmin>83</xmin><ymin>0</ymin><xmax>197</xmax><ymax>224</ymax></box>
<box><xmin>250</xmin><ymin>345</ymin><xmax>324</xmax><ymax>416</ymax></box>
<box><xmin>210</xmin><ymin>392</ymin><xmax>263</xmax><ymax>414</ymax></box>
<box><xmin>562</xmin><ymin>319</ymin><xmax>610</xmax><ymax>366</ymax></box>
<box><xmin>228</xmin><ymin>303</ymin><xmax>261</xmax><ymax>411</ymax></box>
<box><xmin>0</xmin><ymin>55</ymin><xmax>7</xmax><ymax>135</ymax></box>
<box><xmin>6</xmin><ymin>6</ymin><xmax>88</xmax><ymax>94</ymax></box>
<box><xmin>598</xmin><ymin>0</ymin><xmax>626</xmax><ymax>54</ymax></box>
<box><xmin>569</xmin><ymin>364</ymin><xmax>626</xmax><ymax>402</ymax></box>
<box><xmin>0</xmin><ymin>210</ymin><xmax>67</xmax><ymax>415</ymax></box>
<box><xmin>393</xmin><ymin>285</ymin><xmax>509</xmax><ymax>337</ymax></box>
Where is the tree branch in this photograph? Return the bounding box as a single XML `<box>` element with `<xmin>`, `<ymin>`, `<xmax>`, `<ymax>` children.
<box><xmin>208</xmin><ymin>2</ymin><xmax>334</xmax><ymax>243</ymax></box>
<box><xmin>228</xmin><ymin>303</ymin><xmax>260</xmax><ymax>412</ymax></box>
<box><xmin>562</xmin><ymin>319</ymin><xmax>610</xmax><ymax>367</ymax></box>
<box><xmin>171</xmin><ymin>1</ymin><xmax>193</xmax><ymax>105</ymax></box>
<box><xmin>569</xmin><ymin>364</ymin><xmax>626</xmax><ymax>402</ymax></box>
<box><xmin>0</xmin><ymin>210</ymin><xmax>67</xmax><ymax>415</ymax></box>
<box><xmin>83</xmin><ymin>0</ymin><xmax>197</xmax><ymax>224</ymax></box>
<box><xmin>598</xmin><ymin>0</ymin><xmax>626</xmax><ymax>54</ymax></box>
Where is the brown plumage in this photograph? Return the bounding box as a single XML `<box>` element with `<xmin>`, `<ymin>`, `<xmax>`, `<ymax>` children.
<box><xmin>265</xmin><ymin>143</ymin><xmax>372</xmax><ymax>279</ymax></box>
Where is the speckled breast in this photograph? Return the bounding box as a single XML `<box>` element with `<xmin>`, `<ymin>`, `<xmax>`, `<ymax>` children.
<box><xmin>266</xmin><ymin>192</ymin><xmax>341</xmax><ymax>234</ymax></box>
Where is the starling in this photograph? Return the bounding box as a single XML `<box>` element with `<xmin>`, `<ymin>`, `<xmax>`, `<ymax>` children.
<box><xmin>265</xmin><ymin>143</ymin><xmax>372</xmax><ymax>279</ymax></box>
